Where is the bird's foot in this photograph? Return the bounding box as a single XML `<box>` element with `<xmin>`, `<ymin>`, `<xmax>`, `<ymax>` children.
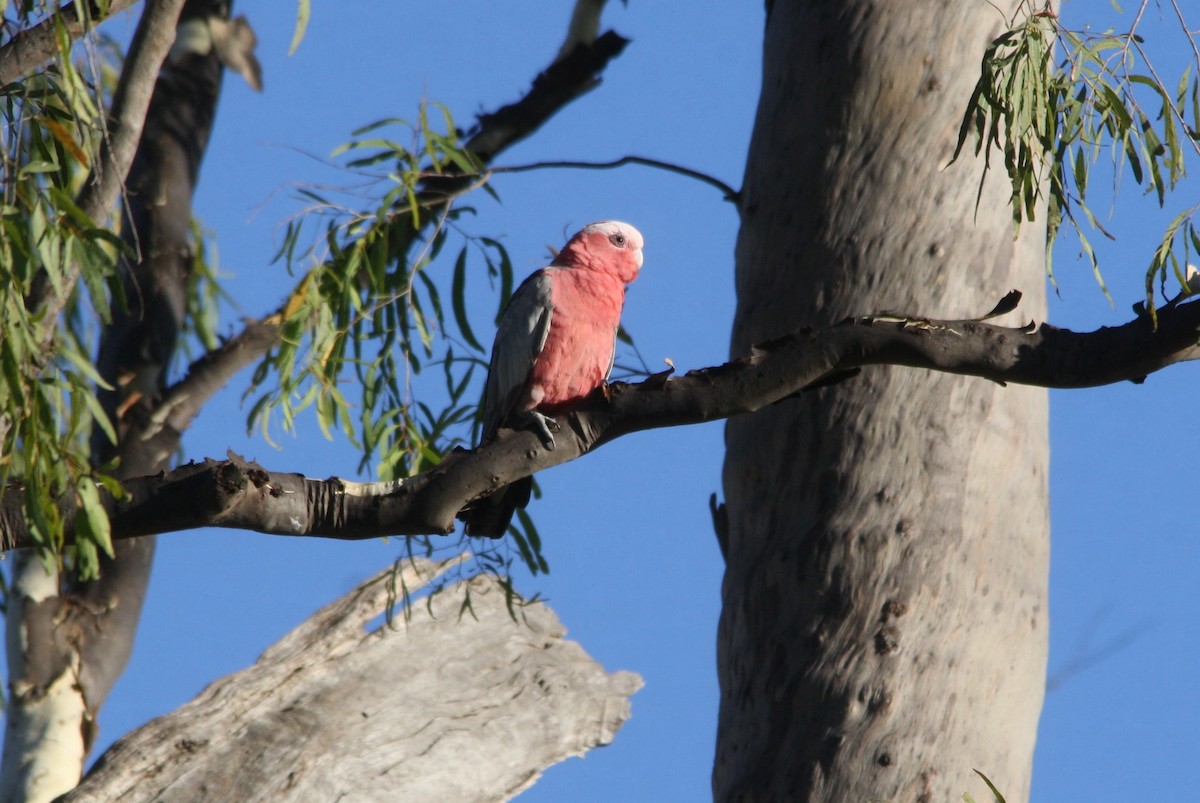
<box><xmin>519</xmin><ymin>410</ymin><xmax>559</xmax><ymax>451</ymax></box>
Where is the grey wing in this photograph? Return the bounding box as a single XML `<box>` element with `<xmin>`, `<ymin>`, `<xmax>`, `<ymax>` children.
<box><xmin>481</xmin><ymin>269</ymin><xmax>555</xmax><ymax>439</ymax></box>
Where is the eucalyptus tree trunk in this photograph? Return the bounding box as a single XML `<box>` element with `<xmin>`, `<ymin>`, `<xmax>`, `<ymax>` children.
<box><xmin>716</xmin><ymin>3</ymin><xmax>1050</xmax><ymax>801</ymax></box>
<box><xmin>2</xmin><ymin>3</ymin><xmax>255</xmax><ymax>799</ymax></box>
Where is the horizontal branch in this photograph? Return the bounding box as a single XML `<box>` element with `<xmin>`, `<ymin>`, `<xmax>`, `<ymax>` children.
<box><xmin>4</xmin><ymin>291</ymin><xmax>1199</xmax><ymax>550</ymax></box>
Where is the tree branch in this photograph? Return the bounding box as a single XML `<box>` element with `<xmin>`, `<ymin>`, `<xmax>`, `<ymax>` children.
<box><xmin>116</xmin><ymin>319</ymin><xmax>281</xmax><ymax>472</ymax></box>
<box><xmin>26</xmin><ymin>0</ymin><xmax>186</xmax><ymax>333</ymax></box>
<box><xmin>4</xmin><ymin>291</ymin><xmax>1199</xmax><ymax>550</ymax></box>
<box><xmin>460</xmin><ymin>30</ymin><xmax>630</xmax><ymax>163</ymax></box>
<box><xmin>0</xmin><ymin>0</ymin><xmax>141</xmax><ymax>86</ymax></box>
<box><xmin>66</xmin><ymin>557</ymin><xmax>642</xmax><ymax>802</ymax></box>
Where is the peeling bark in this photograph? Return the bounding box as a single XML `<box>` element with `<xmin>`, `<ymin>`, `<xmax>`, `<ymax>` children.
<box><xmin>0</xmin><ymin>560</ymin><xmax>87</xmax><ymax>803</ymax></box>
<box><xmin>65</xmin><ymin>557</ymin><xmax>642</xmax><ymax>803</ymax></box>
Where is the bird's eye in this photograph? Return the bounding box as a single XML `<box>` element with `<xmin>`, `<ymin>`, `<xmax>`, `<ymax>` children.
<box><xmin>609</xmin><ymin>233</ymin><xmax>626</xmax><ymax>247</ymax></box>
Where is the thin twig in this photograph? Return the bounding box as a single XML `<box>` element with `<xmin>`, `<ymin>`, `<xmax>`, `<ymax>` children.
<box><xmin>485</xmin><ymin>155</ymin><xmax>741</xmax><ymax>202</ymax></box>
<box><xmin>1169</xmin><ymin>0</ymin><xmax>1200</xmax><ymax>68</ymax></box>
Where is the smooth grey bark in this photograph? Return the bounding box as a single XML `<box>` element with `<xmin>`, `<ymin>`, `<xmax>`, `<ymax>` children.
<box><xmin>66</xmin><ymin>557</ymin><xmax>642</xmax><ymax>802</ymax></box>
<box><xmin>716</xmin><ymin>3</ymin><xmax>1050</xmax><ymax>801</ymax></box>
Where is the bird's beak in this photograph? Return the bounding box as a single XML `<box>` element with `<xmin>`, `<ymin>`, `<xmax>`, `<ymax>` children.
<box><xmin>635</xmin><ymin>249</ymin><xmax>644</xmax><ymax>269</ymax></box>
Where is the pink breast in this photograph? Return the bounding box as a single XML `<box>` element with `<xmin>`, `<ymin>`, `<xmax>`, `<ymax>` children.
<box><xmin>527</xmin><ymin>268</ymin><xmax>626</xmax><ymax>410</ymax></box>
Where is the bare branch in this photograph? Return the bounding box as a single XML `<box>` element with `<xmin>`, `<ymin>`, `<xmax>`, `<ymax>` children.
<box><xmin>5</xmin><ymin>291</ymin><xmax>1200</xmax><ymax>550</ymax></box>
<box><xmin>0</xmin><ymin>0</ymin><xmax>141</xmax><ymax>86</ymax></box>
<box><xmin>117</xmin><ymin>319</ymin><xmax>281</xmax><ymax>472</ymax></box>
<box><xmin>75</xmin><ymin>0</ymin><xmax>185</xmax><ymax>226</ymax></box>
<box><xmin>67</xmin><ymin>558</ymin><xmax>642</xmax><ymax>802</ymax></box>
<box><xmin>461</xmin><ymin>30</ymin><xmax>630</xmax><ymax>163</ymax></box>
<box><xmin>486</xmin><ymin>155</ymin><xmax>741</xmax><ymax>202</ymax></box>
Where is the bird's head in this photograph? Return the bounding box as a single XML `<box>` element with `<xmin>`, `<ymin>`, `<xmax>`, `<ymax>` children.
<box><xmin>556</xmin><ymin>220</ymin><xmax>644</xmax><ymax>283</ymax></box>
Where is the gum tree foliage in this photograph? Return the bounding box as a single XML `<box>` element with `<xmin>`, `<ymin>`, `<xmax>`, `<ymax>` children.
<box><xmin>959</xmin><ymin>3</ymin><xmax>1200</xmax><ymax>305</ymax></box>
<box><xmin>0</xmin><ymin>0</ymin><xmax>1196</xmax><ymax>799</ymax></box>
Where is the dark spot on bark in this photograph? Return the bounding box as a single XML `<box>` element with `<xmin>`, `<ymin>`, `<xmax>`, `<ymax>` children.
<box><xmin>881</xmin><ymin>599</ymin><xmax>908</xmax><ymax>621</ymax></box>
<box><xmin>875</xmin><ymin>625</ymin><xmax>900</xmax><ymax>655</ymax></box>
<box><xmin>246</xmin><ymin>467</ymin><xmax>269</xmax><ymax>487</ymax></box>
<box><xmin>921</xmin><ymin>75</ymin><xmax>941</xmax><ymax>94</ymax></box>
<box><xmin>917</xmin><ymin>768</ymin><xmax>938</xmax><ymax>803</ymax></box>
<box><xmin>895</xmin><ymin>518</ymin><xmax>912</xmax><ymax>535</ymax></box>
<box><xmin>822</xmin><ymin>567</ymin><xmax>851</xmax><ymax>620</ymax></box>
<box><xmin>878</xmin><ymin>751</ymin><xmax>892</xmax><ymax>767</ymax></box>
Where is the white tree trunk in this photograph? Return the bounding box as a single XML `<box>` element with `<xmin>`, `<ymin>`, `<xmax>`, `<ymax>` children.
<box><xmin>1</xmin><ymin>560</ymin><xmax>87</xmax><ymax>803</ymax></box>
<box><xmin>716</xmin><ymin>2</ymin><xmax>1050</xmax><ymax>800</ymax></box>
<box><xmin>66</xmin><ymin>557</ymin><xmax>642</xmax><ymax>802</ymax></box>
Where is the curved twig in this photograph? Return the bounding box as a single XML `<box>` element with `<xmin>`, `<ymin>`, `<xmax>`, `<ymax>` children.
<box><xmin>485</xmin><ymin>156</ymin><xmax>741</xmax><ymax>202</ymax></box>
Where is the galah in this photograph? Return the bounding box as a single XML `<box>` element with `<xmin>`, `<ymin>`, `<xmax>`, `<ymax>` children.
<box><xmin>463</xmin><ymin>220</ymin><xmax>645</xmax><ymax>538</ymax></box>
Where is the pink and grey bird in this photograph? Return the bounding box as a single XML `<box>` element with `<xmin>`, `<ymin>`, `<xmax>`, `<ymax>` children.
<box><xmin>464</xmin><ymin>221</ymin><xmax>645</xmax><ymax>537</ymax></box>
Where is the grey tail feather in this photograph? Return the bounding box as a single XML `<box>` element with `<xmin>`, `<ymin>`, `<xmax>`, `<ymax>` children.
<box><xmin>462</xmin><ymin>477</ymin><xmax>533</xmax><ymax>538</ymax></box>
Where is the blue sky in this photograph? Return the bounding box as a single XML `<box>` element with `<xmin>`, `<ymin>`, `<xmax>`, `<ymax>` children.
<box><xmin>72</xmin><ymin>2</ymin><xmax>1200</xmax><ymax>801</ymax></box>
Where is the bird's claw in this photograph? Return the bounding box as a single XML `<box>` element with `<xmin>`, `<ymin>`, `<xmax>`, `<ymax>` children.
<box><xmin>520</xmin><ymin>410</ymin><xmax>559</xmax><ymax>451</ymax></box>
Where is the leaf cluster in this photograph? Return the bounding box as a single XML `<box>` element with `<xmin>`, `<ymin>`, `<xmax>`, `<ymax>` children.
<box><xmin>0</xmin><ymin>37</ymin><xmax>128</xmax><ymax>578</ymax></box>
<box><xmin>955</xmin><ymin>4</ymin><xmax>1200</xmax><ymax>315</ymax></box>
